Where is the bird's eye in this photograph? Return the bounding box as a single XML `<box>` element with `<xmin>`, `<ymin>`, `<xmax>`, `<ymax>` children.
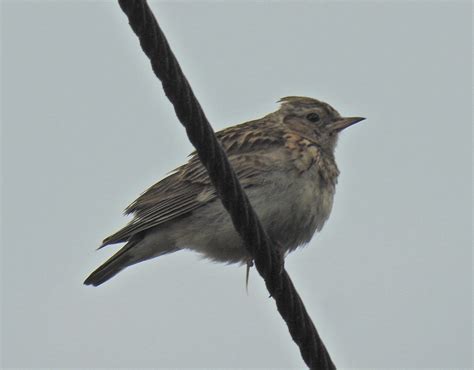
<box><xmin>306</xmin><ymin>113</ymin><xmax>320</xmax><ymax>122</ymax></box>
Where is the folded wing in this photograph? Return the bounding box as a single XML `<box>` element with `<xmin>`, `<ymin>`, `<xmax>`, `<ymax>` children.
<box><xmin>101</xmin><ymin>118</ymin><xmax>285</xmax><ymax>247</ymax></box>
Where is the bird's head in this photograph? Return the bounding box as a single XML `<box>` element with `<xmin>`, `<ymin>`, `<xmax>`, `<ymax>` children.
<box><xmin>277</xmin><ymin>96</ymin><xmax>365</xmax><ymax>152</ymax></box>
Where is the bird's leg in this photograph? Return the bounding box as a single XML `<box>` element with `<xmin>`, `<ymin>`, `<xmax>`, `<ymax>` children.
<box><xmin>245</xmin><ymin>258</ymin><xmax>254</xmax><ymax>294</ymax></box>
<box><xmin>274</xmin><ymin>244</ymin><xmax>285</xmax><ymax>275</ymax></box>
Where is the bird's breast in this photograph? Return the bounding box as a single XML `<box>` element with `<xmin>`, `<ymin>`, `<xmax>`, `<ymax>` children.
<box><xmin>284</xmin><ymin>133</ymin><xmax>339</xmax><ymax>183</ymax></box>
<box><xmin>249</xmin><ymin>164</ymin><xmax>337</xmax><ymax>253</ymax></box>
<box><xmin>293</xmin><ymin>164</ymin><xmax>337</xmax><ymax>241</ymax></box>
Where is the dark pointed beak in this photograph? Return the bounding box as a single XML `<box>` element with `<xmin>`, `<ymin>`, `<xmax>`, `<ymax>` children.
<box><xmin>329</xmin><ymin>116</ymin><xmax>365</xmax><ymax>132</ymax></box>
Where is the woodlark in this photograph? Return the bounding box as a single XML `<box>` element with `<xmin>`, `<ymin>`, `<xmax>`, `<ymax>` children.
<box><xmin>84</xmin><ymin>96</ymin><xmax>364</xmax><ymax>286</ymax></box>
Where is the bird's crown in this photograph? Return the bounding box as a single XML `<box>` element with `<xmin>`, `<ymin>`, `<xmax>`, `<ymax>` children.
<box><xmin>277</xmin><ymin>96</ymin><xmax>339</xmax><ymax>117</ymax></box>
<box><xmin>278</xmin><ymin>96</ymin><xmax>325</xmax><ymax>106</ymax></box>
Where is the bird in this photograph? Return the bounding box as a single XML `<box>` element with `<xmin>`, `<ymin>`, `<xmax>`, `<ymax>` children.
<box><xmin>84</xmin><ymin>96</ymin><xmax>364</xmax><ymax>287</ymax></box>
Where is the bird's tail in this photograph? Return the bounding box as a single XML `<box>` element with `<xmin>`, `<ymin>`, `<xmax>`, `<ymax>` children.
<box><xmin>84</xmin><ymin>241</ymin><xmax>137</xmax><ymax>287</ymax></box>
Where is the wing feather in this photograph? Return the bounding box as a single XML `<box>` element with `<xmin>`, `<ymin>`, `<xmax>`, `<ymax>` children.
<box><xmin>101</xmin><ymin>117</ymin><xmax>285</xmax><ymax>247</ymax></box>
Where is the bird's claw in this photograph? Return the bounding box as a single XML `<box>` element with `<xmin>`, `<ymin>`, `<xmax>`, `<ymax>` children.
<box><xmin>245</xmin><ymin>258</ymin><xmax>254</xmax><ymax>294</ymax></box>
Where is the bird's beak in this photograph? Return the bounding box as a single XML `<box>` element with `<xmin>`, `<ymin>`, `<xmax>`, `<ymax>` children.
<box><xmin>329</xmin><ymin>116</ymin><xmax>365</xmax><ymax>132</ymax></box>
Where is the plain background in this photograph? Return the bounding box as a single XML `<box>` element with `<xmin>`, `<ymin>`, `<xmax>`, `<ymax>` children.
<box><xmin>1</xmin><ymin>0</ymin><xmax>472</xmax><ymax>368</ymax></box>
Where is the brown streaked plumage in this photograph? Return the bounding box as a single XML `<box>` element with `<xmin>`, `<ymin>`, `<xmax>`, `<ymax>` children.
<box><xmin>84</xmin><ymin>96</ymin><xmax>364</xmax><ymax>286</ymax></box>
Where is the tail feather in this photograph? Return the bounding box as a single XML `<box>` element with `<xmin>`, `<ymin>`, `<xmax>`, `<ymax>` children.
<box><xmin>84</xmin><ymin>242</ymin><xmax>136</xmax><ymax>287</ymax></box>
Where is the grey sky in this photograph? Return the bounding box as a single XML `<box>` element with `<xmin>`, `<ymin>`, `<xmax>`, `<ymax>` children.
<box><xmin>2</xmin><ymin>1</ymin><xmax>472</xmax><ymax>368</ymax></box>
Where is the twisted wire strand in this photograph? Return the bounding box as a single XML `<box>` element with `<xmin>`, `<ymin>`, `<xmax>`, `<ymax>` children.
<box><xmin>117</xmin><ymin>1</ymin><xmax>335</xmax><ymax>368</ymax></box>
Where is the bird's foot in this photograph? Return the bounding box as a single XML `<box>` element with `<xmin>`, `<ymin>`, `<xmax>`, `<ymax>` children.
<box><xmin>245</xmin><ymin>258</ymin><xmax>254</xmax><ymax>294</ymax></box>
